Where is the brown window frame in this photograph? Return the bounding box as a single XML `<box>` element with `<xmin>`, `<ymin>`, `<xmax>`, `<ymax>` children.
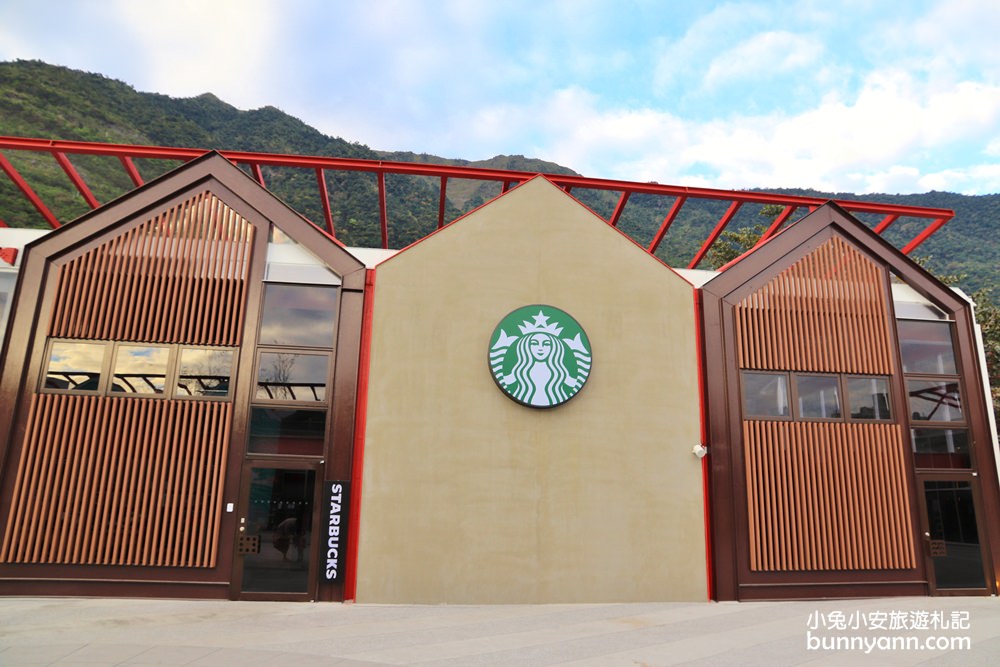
<box><xmin>741</xmin><ymin>370</ymin><xmax>895</xmax><ymax>424</ymax></box>
<box><xmin>844</xmin><ymin>374</ymin><xmax>894</xmax><ymax>422</ymax></box>
<box><xmin>40</xmin><ymin>339</ymin><xmax>237</xmax><ymax>401</ymax></box>
<box><xmin>252</xmin><ymin>347</ymin><xmax>333</xmax><ymax>406</ymax></box>
<box><xmin>904</xmin><ymin>374</ymin><xmax>965</xmax><ymax>426</ymax></box>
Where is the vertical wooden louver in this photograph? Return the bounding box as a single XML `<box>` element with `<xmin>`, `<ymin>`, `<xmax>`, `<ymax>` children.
<box><xmin>744</xmin><ymin>421</ymin><xmax>915</xmax><ymax>571</ymax></box>
<box><xmin>1</xmin><ymin>394</ymin><xmax>231</xmax><ymax>568</ymax></box>
<box><xmin>48</xmin><ymin>191</ymin><xmax>254</xmax><ymax>346</ymax></box>
<box><xmin>735</xmin><ymin>236</ymin><xmax>893</xmax><ymax>375</ymax></box>
<box><xmin>734</xmin><ymin>236</ymin><xmax>917</xmax><ymax>574</ymax></box>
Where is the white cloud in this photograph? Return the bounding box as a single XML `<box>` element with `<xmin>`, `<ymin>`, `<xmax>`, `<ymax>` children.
<box><xmin>892</xmin><ymin>0</ymin><xmax>1000</xmax><ymax>79</ymax></box>
<box><xmin>702</xmin><ymin>31</ymin><xmax>823</xmax><ymax>90</ymax></box>
<box><xmin>510</xmin><ymin>68</ymin><xmax>1000</xmax><ymax>195</ymax></box>
<box><xmin>108</xmin><ymin>0</ymin><xmax>286</xmax><ymax>107</ymax></box>
<box><xmin>652</xmin><ymin>2</ymin><xmax>772</xmax><ymax>95</ymax></box>
<box><xmin>4</xmin><ymin>1</ymin><xmax>1000</xmax><ymax>195</ymax></box>
<box><xmin>919</xmin><ymin>164</ymin><xmax>1000</xmax><ymax>194</ymax></box>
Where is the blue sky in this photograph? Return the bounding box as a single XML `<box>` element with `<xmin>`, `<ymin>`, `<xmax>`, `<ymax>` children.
<box><xmin>2</xmin><ymin>0</ymin><xmax>1000</xmax><ymax>195</ymax></box>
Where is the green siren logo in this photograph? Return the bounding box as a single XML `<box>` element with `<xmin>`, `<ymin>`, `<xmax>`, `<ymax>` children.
<box><xmin>489</xmin><ymin>305</ymin><xmax>592</xmax><ymax>408</ymax></box>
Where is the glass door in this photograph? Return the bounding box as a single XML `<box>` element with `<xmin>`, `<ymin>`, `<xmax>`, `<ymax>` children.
<box><xmin>918</xmin><ymin>476</ymin><xmax>990</xmax><ymax>594</ymax></box>
<box><xmin>234</xmin><ymin>460</ymin><xmax>320</xmax><ymax>600</ymax></box>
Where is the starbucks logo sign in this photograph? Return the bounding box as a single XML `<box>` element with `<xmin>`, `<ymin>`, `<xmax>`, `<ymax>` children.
<box><xmin>489</xmin><ymin>305</ymin><xmax>592</xmax><ymax>408</ymax></box>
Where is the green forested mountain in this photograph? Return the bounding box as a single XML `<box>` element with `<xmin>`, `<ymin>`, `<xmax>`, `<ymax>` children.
<box><xmin>1</xmin><ymin>60</ymin><xmax>998</xmax><ymax>295</ymax></box>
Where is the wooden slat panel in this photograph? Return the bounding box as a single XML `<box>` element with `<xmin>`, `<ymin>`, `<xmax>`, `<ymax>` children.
<box><xmin>48</xmin><ymin>192</ymin><xmax>254</xmax><ymax>346</ymax></box>
<box><xmin>0</xmin><ymin>394</ymin><xmax>231</xmax><ymax>568</ymax></box>
<box><xmin>736</xmin><ymin>237</ymin><xmax>892</xmax><ymax>374</ymax></box>
<box><xmin>744</xmin><ymin>420</ymin><xmax>916</xmax><ymax>571</ymax></box>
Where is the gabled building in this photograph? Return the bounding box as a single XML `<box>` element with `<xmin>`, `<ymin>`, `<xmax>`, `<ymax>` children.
<box><xmin>357</xmin><ymin>176</ymin><xmax>706</xmax><ymax>602</ymax></box>
<box><xmin>0</xmin><ymin>151</ymin><xmax>997</xmax><ymax>602</ymax></box>
<box><xmin>0</xmin><ymin>153</ymin><xmax>366</xmax><ymax>601</ymax></box>
<box><xmin>700</xmin><ymin>203</ymin><xmax>1000</xmax><ymax>599</ymax></box>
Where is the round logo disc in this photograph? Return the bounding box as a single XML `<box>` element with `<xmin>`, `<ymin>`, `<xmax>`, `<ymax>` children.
<box><xmin>488</xmin><ymin>305</ymin><xmax>592</xmax><ymax>408</ymax></box>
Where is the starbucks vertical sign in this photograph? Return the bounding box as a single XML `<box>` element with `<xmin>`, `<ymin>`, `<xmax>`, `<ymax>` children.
<box><xmin>489</xmin><ymin>305</ymin><xmax>592</xmax><ymax>408</ymax></box>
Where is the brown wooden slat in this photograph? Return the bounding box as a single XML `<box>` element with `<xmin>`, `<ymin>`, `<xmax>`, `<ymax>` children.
<box><xmin>743</xmin><ymin>421</ymin><xmax>915</xmax><ymax>571</ymax></box>
<box><xmin>735</xmin><ymin>237</ymin><xmax>893</xmax><ymax>374</ymax></box>
<box><xmin>48</xmin><ymin>192</ymin><xmax>254</xmax><ymax>346</ymax></box>
<box><xmin>1</xmin><ymin>394</ymin><xmax>232</xmax><ymax>568</ymax></box>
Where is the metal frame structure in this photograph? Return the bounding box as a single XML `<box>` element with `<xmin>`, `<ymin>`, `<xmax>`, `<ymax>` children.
<box><xmin>1</xmin><ymin>136</ymin><xmax>954</xmax><ymax>267</ymax></box>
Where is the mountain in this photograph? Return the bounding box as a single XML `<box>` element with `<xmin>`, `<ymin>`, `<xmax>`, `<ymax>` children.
<box><xmin>1</xmin><ymin>60</ymin><xmax>998</xmax><ymax>294</ymax></box>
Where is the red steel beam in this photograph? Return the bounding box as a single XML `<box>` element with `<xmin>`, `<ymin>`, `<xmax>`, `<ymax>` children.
<box><xmin>437</xmin><ymin>176</ymin><xmax>448</xmax><ymax>229</ymax></box>
<box><xmin>315</xmin><ymin>168</ymin><xmax>335</xmax><ymax>236</ymax></box>
<box><xmin>608</xmin><ymin>191</ymin><xmax>630</xmax><ymax>227</ymax></box>
<box><xmin>0</xmin><ymin>247</ymin><xmax>16</xmax><ymax>265</ymax></box>
<box><xmin>52</xmin><ymin>151</ymin><xmax>100</xmax><ymax>208</ymax></box>
<box><xmin>902</xmin><ymin>216</ymin><xmax>951</xmax><ymax>255</ymax></box>
<box><xmin>874</xmin><ymin>214</ymin><xmax>899</xmax><ymax>234</ymax></box>
<box><xmin>688</xmin><ymin>201</ymin><xmax>742</xmax><ymax>269</ymax></box>
<box><xmin>0</xmin><ymin>136</ymin><xmax>957</xmax><ymax>250</ymax></box>
<box><xmin>755</xmin><ymin>205</ymin><xmax>798</xmax><ymax>248</ymax></box>
<box><xmin>0</xmin><ymin>136</ymin><xmax>955</xmax><ymax>220</ymax></box>
<box><xmin>250</xmin><ymin>163</ymin><xmax>265</xmax><ymax>186</ymax></box>
<box><xmin>647</xmin><ymin>196</ymin><xmax>687</xmax><ymax>254</ymax></box>
<box><xmin>119</xmin><ymin>156</ymin><xmax>143</xmax><ymax>187</ymax></box>
<box><xmin>0</xmin><ymin>151</ymin><xmax>61</xmax><ymax>228</ymax></box>
<box><xmin>377</xmin><ymin>171</ymin><xmax>388</xmax><ymax>249</ymax></box>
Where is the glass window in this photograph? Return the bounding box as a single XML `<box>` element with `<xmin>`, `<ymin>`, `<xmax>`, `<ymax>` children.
<box><xmin>256</xmin><ymin>352</ymin><xmax>329</xmax><ymax>402</ymax></box>
<box><xmin>44</xmin><ymin>341</ymin><xmax>106</xmax><ymax>392</ymax></box>
<box><xmin>112</xmin><ymin>345</ymin><xmax>170</xmax><ymax>394</ymax></box>
<box><xmin>894</xmin><ymin>300</ymin><xmax>948</xmax><ymax>320</ymax></box>
<box><xmin>266</xmin><ymin>227</ymin><xmax>341</xmax><ymax>286</ymax></box>
<box><xmin>258</xmin><ymin>284</ymin><xmax>338</xmax><ymax>348</ymax></box>
<box><xmin>742</xmin><ymin>372</ymin><xmax>789</xmax><ymax>418</ymax></box>
<box><xmin>248</xmin><ymin>408</ymin><xmax>326</xmax><ymax>455</ymax></box>
<box><xmin>796</xmin><ymin>375</ymin><xmax>842</xmax><ymax>419</ymax></box>
<box><xmin>923</xmin><ymin>481</ymin><xmax>986</xmax><ymax>589</ymax></box>
<box><xmin>240</xmin><ymin>467</ymin><xmax>316</xmax><ymax>593</ymax></box>
<box><xmin>912</xmin><ymin>429</ymin><xmax>971</xmax><ymax>469</ymax></box>
<box><xmin>176</xmin><ymin>348</ymin><xmax>234</xmax><ymax>398</ymax></box>
<box><xmin>847</xmin><ymin>376</ymin><xmax>892</xmax><ymax>420</ymax></box>
<box><xmin>898</xmin><ymin>320</ymin><xmax>957</xmax><ymax>375</ymax></box>
<box><xmin>907</xmin><ymin>379</ymin><xmax>963</xmax><ymax>422</ymax></box>
<box><xmin>0</xmin><ymin>271</ymin><xmax>14</xmax><ymax>349</ymax></box>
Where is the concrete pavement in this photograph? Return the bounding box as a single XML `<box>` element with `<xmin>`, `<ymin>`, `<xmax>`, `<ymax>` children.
<box><xmin>1</xmin><ymin>595</ymin><xmax>999</xmax><ymax>666</ymax></box>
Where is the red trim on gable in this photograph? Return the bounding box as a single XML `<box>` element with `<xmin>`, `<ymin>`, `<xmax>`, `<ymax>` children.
<box><xmin>694</xmin><ymin>288</ymin><xmax>714</xmax><ymax>601</ymax></box>
<box><xmin>343</xmin><ymin>268</ymin><xmax>376</xmax><ymax>602</ymax></box>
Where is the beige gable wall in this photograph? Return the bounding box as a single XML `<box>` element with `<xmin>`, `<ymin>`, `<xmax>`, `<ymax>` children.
<box><xmin>357</xmin><ymin>177</ymin><xmax>706</xmax><ymax>602</ymax></box>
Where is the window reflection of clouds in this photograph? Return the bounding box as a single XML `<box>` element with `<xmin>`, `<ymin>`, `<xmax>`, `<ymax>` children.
<box><xmin>113</xmin><ymin>346</ymin><xmax>170</xmax><ymax>394</ymax></box>
<box><xmin>258</xmin><ymin>284</ymin><xmax>337</xmax><ymax>348</ymax></box>
<box><xmin>48</xmin><ymin>342</ymin><xmax>105</xmax><ymax>371</ymax></box>
<box><xmin>115</xmin><ymin>346</ymin><xmax>169</xmax><ymax>373</ymax></box>
<box><xmin>179</xmin><ymin>348</ymin><xmax>233</xmax><ymax>375</ymax></box>
<box><xmin>46</xmin><ymin>342</ymin><xmax>105</xmax><ymax>391</ymax></box>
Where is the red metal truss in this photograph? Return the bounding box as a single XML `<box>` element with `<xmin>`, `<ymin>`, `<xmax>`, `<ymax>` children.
<box><xmin>0</xmin><ymin>136</ymin><xmax>955</xmax><ymax>265</ymax></box>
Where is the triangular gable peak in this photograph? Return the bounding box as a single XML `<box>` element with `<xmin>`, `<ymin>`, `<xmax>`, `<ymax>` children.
<box><xmin>703</xmin><ymin>202</ymin><xmax>965</xmax><ymax>318</ymax></box>
<box><xmin>376</xmin><ymin>175</ymin><xmax>687</xmax><ymax>283</ymax></box>
<box><xmin>21</xmin><ymin>151</ymin><xmax>365</xmax><ymax>287</ymax></box>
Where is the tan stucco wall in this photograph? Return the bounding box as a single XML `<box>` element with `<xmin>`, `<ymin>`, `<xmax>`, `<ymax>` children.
<box><xmin>357</xmin><ymin>177</ymin><xmax>706</xmax><ymax>603</ymax></box>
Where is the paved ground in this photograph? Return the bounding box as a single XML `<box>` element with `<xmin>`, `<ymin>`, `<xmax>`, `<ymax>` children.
<box><xmin>1</xmin><ymin>595</ymin><xmax>998</xmax><ymax>666</ymax></box>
